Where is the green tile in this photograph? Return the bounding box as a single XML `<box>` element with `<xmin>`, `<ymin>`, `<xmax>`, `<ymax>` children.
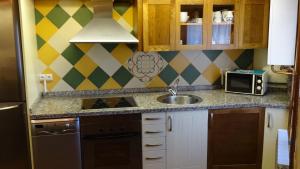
<box><xmin>36</xmin><ymin>35</ymin><xmax>46</xmax><ymax>49</ymax></box>
<box><xmin>181</xmin><ymin>64</ymin><xmax>200</xmax><ymax>85</ymax></box>
<box><xmin>72</xmin><ymin>5</ymin><xmax>93</xmax><ymax>27</ymax></box>
<box><xmin>112</xmin><ymin>66</ymin><xmax>133</xmax><ymax>86</ymax></box>
<box><xmin>235</xmin><ymin>49</ymin><xmax>254</xmax><ymax>69</ymax></box>
<box><xmin>126</xmin><ymin>43</ymin><xmax>137</xmax><ymax>52</ymax></box>
<box><xmin>88</xmin><ymin>67</ymin><xmax>110</xmax><ymax>88</ymax></box>
<box><xmin>46</xmin><ymin>5</ymin><xmax>70</xmax><ymax>28</ymax></box>
<box><xmin>101</xmin><ymin>43</ymin><xmax>119</xmax><ymax>52</ymax></box>
<box><xmin>159</xmin><ymin>65</ymin><xmax>178</xmax><ymax>85</ymax></box>
<box><xmin>203</xmin><ymin>50</ymin><xmax>222</xmax><ymax>61</ymax></box>
<box><xmin>159</xmin><ymin>51</ymin><xmax>179</xmax><ymax>63</ymax></box>
<box><xmin>63</xmin><ymin>68</ymin><xmax>85</xmax><ymax>89</ymax></box>
<box><xmin>35</xmin><ymin>9</ymin><xmax>44</xmax><ymax>24</ymax></box>
<box><xmin>62</xmin><ymin>44</ymin><xmax>84</xmax><ymax>65</ymax></box>
<box><xmin>114</xmin><ymin>3</ymin><xmax>131</xmax><ymax>15</ymax></box>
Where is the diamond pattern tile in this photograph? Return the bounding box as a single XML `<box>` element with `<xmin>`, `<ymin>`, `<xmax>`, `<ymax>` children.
<box><xmin>34</xmin><ymin>0</ymin><xmax>255</xmax><ymax>91</ymax></box>
<box><xmin>181</xmin><ymin>64</ymin><xmax>201</xmax><ymax>85</ymax></box>
<box><xmin>38</xmin><ymin>43</ymin><xmax>59</xmax><ymax>65</ymax></box>
<box><xmin>63</xmin><ymin>68</ymin><xmax>85</xmax><ymax>89</ymax></box>
<box><xmin>159</xmin><ymin>65</ymin><xmax>178</xmax><ymax>85</ymax></box>
<box><xmin>88</xmin><ymin>67</ymin><xmax>110</xmax><ymax>88</ymax></box>
<box><xmin>72</xmin><ymin>5</ymin><xmax>93</xmax><ymax>27</ymax></box>
<box><xmin>112</xmin><ymin>66</ymin><xmax>133</xmax><ymax>87</ymax></box>
<box><xmin>42</xmin><ymin>68</ymin><xmax>61</xmax><ymax>91</ymax></box>
<box><xmin>46</xmin><ymin>5</ymin><xmax>70</xmax><ymax>28</ymax></box>
<box><xmin>62</xmin><ymin>44</ymin><xmax>85</xmax><ymax>65</ymax></box>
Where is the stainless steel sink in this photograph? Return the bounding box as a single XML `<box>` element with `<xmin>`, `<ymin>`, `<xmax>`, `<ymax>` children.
<box><xmin>157</xmin><ymin>94</ymin><xmax>202</xmax><ymax>105</ymax></box>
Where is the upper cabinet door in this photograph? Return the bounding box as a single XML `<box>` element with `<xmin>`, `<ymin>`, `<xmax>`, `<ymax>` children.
<box><xmin>175</xmin><ymin>0</ymin><xmax>207</xmax><ymax>50</ymax></box>
<box><xmin>239</xmin><ymin>0</ymin><xmax>270</xmax><ymax>48</ymax></box>
<box><xmin>207</xmin><ymin>0</ymin><xmax>240</xmax><ymax>49</ymax></box>
<box><xmin>143</xmin><ymin>0</ymin><xmax>175</xmax><ymax>51</ymax></box>
<box><xmin>166</xmin><ymin>110</ymin><xmax>208</xmax><ymax>169</ymax></box>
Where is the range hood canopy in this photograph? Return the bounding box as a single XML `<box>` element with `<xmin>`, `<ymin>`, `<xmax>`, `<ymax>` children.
<box><xmin>70</xmin><ymin>0</ymin><xmax>138</xmax><ymax>43</ymax></box>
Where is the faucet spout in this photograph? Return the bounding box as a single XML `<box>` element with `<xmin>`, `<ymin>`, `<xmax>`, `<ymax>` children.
<box><xmin>168</xmin><ymin>78</ymin><xmax>180</xmax><ymax>96</ymax></box>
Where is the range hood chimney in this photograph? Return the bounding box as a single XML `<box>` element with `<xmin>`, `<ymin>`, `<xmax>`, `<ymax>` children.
<box><xmin>70</xmin><ymin>0</ymin><xmax>139</xmax><ymax>43</ymax></box>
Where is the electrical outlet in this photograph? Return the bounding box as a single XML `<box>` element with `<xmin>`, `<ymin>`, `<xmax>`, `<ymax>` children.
<box><xmin>39</xmin><ymin>74</ymin><xmax>53</xmax><ymax>81</ymax></box>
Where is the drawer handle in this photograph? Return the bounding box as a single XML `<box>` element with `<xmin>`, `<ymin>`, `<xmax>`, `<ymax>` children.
<box><xmin>145</xmin><ymin>144</ymin><xmax>162</xmax><ymax>147</ymax></box>
<box><xmin>145</xmin><ymin>131</ymin><xmax>162</xmax><ymax>134</ymax></box>
<box><xmin>145</xmin><ymin>157</ymin><xmax>163</xmax><ymax>160</ymax></box>
<box><xmin>144</xmin><ymin>117</ymin><xmax>161</xmax><ymax>121</ymax></box>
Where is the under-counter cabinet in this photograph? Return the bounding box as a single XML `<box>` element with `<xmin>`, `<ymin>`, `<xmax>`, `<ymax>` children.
<box><xmin>208</xmin><ymin>107</ymin><xmax>265</xmax><ymax>169</ymax></box>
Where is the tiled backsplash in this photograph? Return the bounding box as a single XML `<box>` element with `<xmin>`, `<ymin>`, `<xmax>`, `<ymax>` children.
<box><xmin>34</xmin><ymin>0</ymin><xmax>253</xmax><ymax>91</ymax></box>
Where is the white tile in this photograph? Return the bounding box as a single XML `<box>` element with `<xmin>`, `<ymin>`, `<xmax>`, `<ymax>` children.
<box><xmin>52</xmin><ymin>80</ymin><xmax>73</xmax><ymax>91</ymax></box>
<box><xmin>170</xmin><ymin>76</ymin><xmax>189</xmax><ymax>86</ymax></box>
<box><xmin>59</xmin><ymin>0</ymin><xmax>84</xmax><ymax>16</ymax></box>
<box><xmin>124</xmin><ymin>77</ymin><xmax>146</xmax><ymax>88</ymax></box>
<box><xmin>190</xmin><ymin>52</ymin><xmax>212</xmax><ymax>73</ymax></box>
<box><xmin>181</xmin><ymin>50</ymin><xmax>203</xmax><ymax>62</ymax></box>
<box><xmin>87</xmin><ymin>44</ymin><xmax>121</xmax><ymax>76</ymax></box>
<box><xmin>192</xmin><ymin>75</ymin><xmax>211</xmax><ymax>85</ymax></box>
<box><xmin>214</xmin><ymin>52</ymin><xmax>238</xmax><ymax>71</ymax></box>
<box><xmin>50</xmin><ymin>56</ymin><xmax>73</xmax><ymax>77</ymax></box>
<box><xmin>48</xmin><ymin>19</ymin><xmax>82</xmax><ymax>53</ymax></box>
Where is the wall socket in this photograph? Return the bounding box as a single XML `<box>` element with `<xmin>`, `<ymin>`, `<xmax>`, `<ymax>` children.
<box><xmin>39</xmin><ymin>74</ymin><xmax>53</xmax><ymax>81</ymax></box>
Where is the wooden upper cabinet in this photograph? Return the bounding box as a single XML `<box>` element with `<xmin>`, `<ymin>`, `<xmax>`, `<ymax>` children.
<box><xmin>175</xmin><ymin>0</ymin><xmax>207</xmax><ymax>50</ymax></box>
<box><xmin>239</xmin><ymin>0</ymin><xmax>269</xmax><ymax>48</ymax></box>
<box><xmin>143</xmin><ymin>0</ymin><xmax>175</xmax><ymax>51</ymax></box>
<box><xmin>208</xmin><ymin>107</ymin><xmax>265</xmax><ymax>169</ymax></box>
<box><xmin>207</xmin><ymin>0</ymin><xmax>240</xmax><ymax>49</ymax></box>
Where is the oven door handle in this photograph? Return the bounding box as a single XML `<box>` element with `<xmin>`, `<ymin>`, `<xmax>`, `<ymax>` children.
<box><xmin>82</xmin><ymin>133</ymin><xmax>140</xmax><ymax>140</ymax></box>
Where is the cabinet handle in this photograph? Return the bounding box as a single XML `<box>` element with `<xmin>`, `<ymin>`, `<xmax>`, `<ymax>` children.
<box><xmin>145</xmin><ymin>131</ymin><xmax>162</xmax><ymax>134</ymax></box>
<box><xmin>267</xmin><ymin>113</ymin><xmax>272</xmax><ymax>128</ymax></box>
<box><xmin>144</xmin><ymin>117</ymin><xmax>161</xmax><ymax>121</ymax></box>
<box><xmin>145</xmin><ymin>157</ymin><xmax>163</xmax><ymax>160</ymax></box>
<box><xmin>209</xmin><ymin>113</ymin><xmax>214</xmax><ymax>129</ymax></box>
<box><xmin>145</xmin><ymin>144</ymin><xmax>162</xmax><ymax>147</ymax></box>
<box><xmin>168</xmin><ymin>116</ymin><xmax>172</xmax><ymax>132</ymax></box>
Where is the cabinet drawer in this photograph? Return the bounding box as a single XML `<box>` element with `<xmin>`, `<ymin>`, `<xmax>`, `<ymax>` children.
<box><xmin>143</xmin><ymin>150</ymin><xmax>166</xmax><ymax>166</ymax></box>
<box><xmin>143</xmin><ymin>137</ymin><xmax>166</xmax><ymax>151</ymax></box>
<box><xmin>143</xmin><ymin>162</ymin><xmax>166</xmax><ymax>169</ymax></box>
<box><xmin>143</xmin><ymin>124</ymin><xmax>166</xmax><ymax>138</ymax></box>
<box><xmin>142</xmin><ymin>113</ymin><xmax>166</xmax><ymax>125</ymax></box>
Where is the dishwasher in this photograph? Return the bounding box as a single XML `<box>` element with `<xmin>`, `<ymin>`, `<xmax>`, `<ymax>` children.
<box><xmin>31</xmin><ymin>118</ymin><xmax>82</xmax><ymax>169</ymax></box>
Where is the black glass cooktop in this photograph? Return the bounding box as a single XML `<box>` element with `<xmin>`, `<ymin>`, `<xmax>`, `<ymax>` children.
<box><xmin>81</xmin><ymin>97</ymin><xmax>137</xmax><ymax>109</ymax></box>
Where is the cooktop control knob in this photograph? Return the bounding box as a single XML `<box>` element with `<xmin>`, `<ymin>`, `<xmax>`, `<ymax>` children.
<box><xmin>256</xmin><ymin>86</ymin><xmax>262</xmax><ymax>90</ymax></box>
<box><xmin>257</xmin><ymin>79</ymin><xmax>262</xmax><ymax>84</ymax></box>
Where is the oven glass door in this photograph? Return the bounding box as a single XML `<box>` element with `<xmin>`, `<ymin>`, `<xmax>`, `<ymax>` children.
<box><xmin>82</xmin><ymin>134</ymin><xmax>142</xmax><ymax>169</ymax></box>
<box><xmin>226</xmin><ymin>73</ymin><xmax>253</xmax><ymax>94</ymax></box>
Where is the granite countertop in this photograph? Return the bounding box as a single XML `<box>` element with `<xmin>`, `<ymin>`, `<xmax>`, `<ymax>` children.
<box><xmin>30</xmin><ymin>90</ymin><xmax>289</xmax><ymax>120</ymax></box>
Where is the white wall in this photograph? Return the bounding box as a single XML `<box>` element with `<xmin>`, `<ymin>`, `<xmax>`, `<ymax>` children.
<box><xmin>19</xmin><ymin>0</ymin><xmax>42</xmax><ymax>108</ymax></box>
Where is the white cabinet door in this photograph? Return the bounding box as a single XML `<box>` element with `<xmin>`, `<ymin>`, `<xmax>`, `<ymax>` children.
<box><xmin>166</xmin><ymin>110</ymin><xmax>208</xmax><ymax>169</ymax></box>
<box><xmin>262</xmin><ymin>108</ymin><xmax>289</xmax><ymax>169</ymax></box>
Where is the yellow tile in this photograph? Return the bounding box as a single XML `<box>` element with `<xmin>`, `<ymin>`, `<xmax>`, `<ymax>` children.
<box><xmin>169</xmin><ymin>53</ymin><xmax>190</xmax><ymax>73</ymax></box>
<box><xmin>111</xmin><ymin>44</ymin><xmax>133</xmax><ymax>64</ymax></box>
<box><xmin>74</xmin><ymin>56</ymin><xmax>97</xmax><ymax>77</ymax></box>
<box><xmin>100</xmin><ymin>78</ymin><xmax>122</xmax><ymax>90</ymax></box>
<box><xmin>36</xmin><ymin>18</ymin><xmax>58</xmax><ymax>41</ymax></box>
<box><xmin>202</xmin><ymin>64</ymin><xmax>220</xmax><ymax>84</ymax></box>
<box><xmin>38</xmin><ymin>43</ymin><xmax>59</xmax><ymax>65</ymax></box>
<box><xmin>35</xmin><ymin>0</ymin><xmax>59</xmax><ymax>16</ymax></box>
<box><xmin>76</xmin><ymin>79</ymin><xmax>97</xmax><ymax>90</ymax></box>
<box><xmin>225</xmin><ymin>50</ymin><xmax>245</xmax><ymax>61</ymax></box>
<box><xmin>112</xmin><ymin>9</ymin><xmax>121</xmax><ymax>21</ymax></box>
<box><xmin>122</xmin><ymin>7</ymin><xmax>133</xmax><ymax>28</ymax></box>
<box><xmin>76</xmin><ymin>43</ymin><xmax>94</xmax><ymax>53</ymax></box>
<box><xmin>147</xmin><ymin>76</ymin><xmax>167</xmax><ymax>88</ymax></box>
<box><xmin>42</xmin><ymin>67</ymin><xmax>60</xmax><ymax>91</ymax></box>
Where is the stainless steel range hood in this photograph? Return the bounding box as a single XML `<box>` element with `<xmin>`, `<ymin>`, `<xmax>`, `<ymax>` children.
<box><xmin>70</xmin><ymin>0</ymin><xmax>138</xmax><ymax>43</ymax></box>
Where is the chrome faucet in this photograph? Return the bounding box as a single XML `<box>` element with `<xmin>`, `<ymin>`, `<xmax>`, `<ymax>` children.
<box><xmin>168</xmin><ymin>78</ymin><xmax>180</xmax><ymax>96</ymax></box>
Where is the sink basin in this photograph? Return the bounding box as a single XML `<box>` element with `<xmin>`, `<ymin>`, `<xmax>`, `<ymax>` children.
<box><xmin>157</xmin><ymin>94</ymin><xmax>202</xmax><ymax>105</ymax></box>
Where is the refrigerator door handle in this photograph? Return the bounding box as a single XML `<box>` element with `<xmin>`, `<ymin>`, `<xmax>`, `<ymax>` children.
<box><xmin>0</xmin><ymin>105</ymin><xmax>19</xmax><ymax>111</ymax></box>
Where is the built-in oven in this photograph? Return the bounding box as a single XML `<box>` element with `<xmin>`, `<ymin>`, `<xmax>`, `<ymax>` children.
<box><xmin>80</xmin><ymin>114</ymin><xmax>142</xmax><ymax>169</ymax></box>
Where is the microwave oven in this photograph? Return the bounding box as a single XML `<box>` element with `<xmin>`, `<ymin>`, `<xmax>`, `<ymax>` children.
<box><xmin>225</xmin><ymin>70</ymin><xmax>268</xmax><ymax>95</ymax></box>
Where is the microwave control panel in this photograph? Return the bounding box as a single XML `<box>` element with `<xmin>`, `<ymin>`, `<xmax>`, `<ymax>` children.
<box><xmin>254</xmin><ymin>75</ymin><xmax>263</xmax><ymax>95</ymax></box>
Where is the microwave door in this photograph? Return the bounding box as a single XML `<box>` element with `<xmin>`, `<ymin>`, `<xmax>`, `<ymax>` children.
<box><xmin>226</xmin><ymin>73</ymin><xmax>254</xmax><ymax>94</ymax></box>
